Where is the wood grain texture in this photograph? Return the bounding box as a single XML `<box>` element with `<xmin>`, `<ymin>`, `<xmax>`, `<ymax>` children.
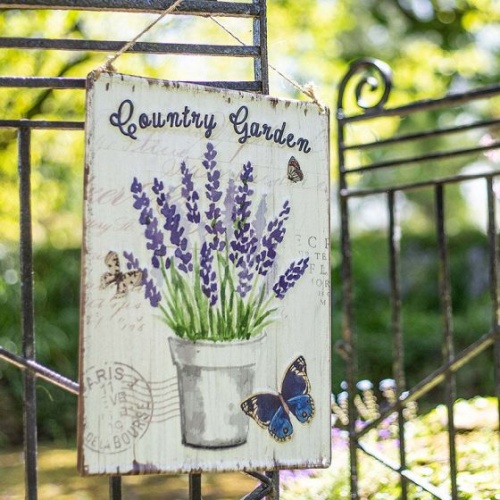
<box><xmin>78</xmin><ymin>71</ymin><xmax>331</xmax><ymax>475</ymax></box>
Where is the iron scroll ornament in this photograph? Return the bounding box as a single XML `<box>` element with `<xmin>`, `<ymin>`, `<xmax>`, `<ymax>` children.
<box><xmin>336</xmin><ymin>58</ymin><xmax>393</xmax><ymax>119</ymax></box>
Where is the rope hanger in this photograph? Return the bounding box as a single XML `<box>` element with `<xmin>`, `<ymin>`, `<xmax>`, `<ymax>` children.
<box><xmin>96</xmin><ymin>0</ymin><xmax>327</xmax><ymax>112</ymax></box>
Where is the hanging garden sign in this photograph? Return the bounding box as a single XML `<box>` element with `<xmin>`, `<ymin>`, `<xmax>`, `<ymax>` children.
<box><xmin>78</xmin><ymin>71</ymin><xmax>331</xmax><ymax>475</ymax></box>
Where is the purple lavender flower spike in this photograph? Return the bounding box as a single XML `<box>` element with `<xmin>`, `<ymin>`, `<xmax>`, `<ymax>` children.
<box><xmin>229</xmin><ymin>162</ymin><xmax>258</xmax><ymax>269</ymax></box>
<box><xmin>152</xmin><ymin>177</ymin><xmax>167</xmax><ymax>207</ymax></box>
<box><xmin>175</xmin><ymin>247</ymin><xmax>193</xmax><ymax>271</ymax></box>
<box><xmin>203</xmin><ymin>143</ymin><xmax>225</xmax><ymax>252</ymax></box>
<box><xmin>253</xmin><ymin>195</ymin><xmax>267</xmax><ymax>243</ymax></box>
<box><xmin>143</xmin><ymin>268</ymin><xmax>162</xmax><ymax>307</ymax></box>
<box><xmin>123</xmin><ymin>251</ymin><xmax>161</xmax><ymax>307</ymax></box>
<box><xmin>206</xmin><ymin>168</ymin><xmax>222</xmax><ymax>202</ymax></box>
<box><xmin>139</xmin><ymin>207</ymin><xmax>153</xmax><ymax>226</ymax></box>
<box><xmin>130</xmin><ymin>179</ymin><xmax>167</xmax><ymax>269</ymax></box>
<box><xmin>199</xmin><ymin>241</ymin><xmax>218</xmax><ymax>306</ymax></box>
<box><xmin>272</xmin><ymin>257</ymin><xmax>310</xmax><ymax>300</ymax></box>
<box><xmin>123</xmin><ymin>251</ymin><xmax>140</xmax><ymax>270</ymax></box>
<box><xmin>145</xmin><ymin>218</ymin><xmax>161</xmax><ymax>249</ymax></box>
<box><xmin>133</xmin><ymin>191</ymin><xmax>149</xmax><ymax>210</ymax></box>
<box><xmin>280</xmin><ymin>469</ymin><xmax>315</xmax><ymax>483</ymax></box>
<box><xmin>160</xmin><ymin>200</ymin><xmax>193</xmax><ymax>273</ymax></box>
<box><xmin>144</xmin><ymin>218</ymin><xmax>168</xmax><ymax>268</ymax></box>
<box><xmin>204</xmin><ymin>142</ymin><xmax>217</xmax><ymax>162</ymax></box>
<box><xmin>131</xmin><ymin>177</ymin><xmax>142</xmax><ymax>194</ymax></box>
<box><xmin>223</xmin><ymin>178</ymin><xmax>236</xmax><ymax>241</ymax></box>
<box><xmin>130</xmin><ymin>178</ymin><xmax>151</xmax><ymax>224</ymax></box>
<box><xmin>236</xmin><ymin>263</ymin><xmax>253</xmax><ymax>298</ymax></box>
<box><xmin>152</xmin><ymin>178</ymin><xmax>164</xmax><ymax>194</ymax></box>
<box><xmin>181</xmin><ymin>161</ymin><xmax>201</xmax><ymax>224</ymax></box>
<box><xmin>226</xmin><ymin>161</ymin><xmax>262</xmax><ymax>298</ymax></box>
<box><xmin>255</xmin><ymin>200</ymin><xmax>291</xmax><ymax>276</ymax></box>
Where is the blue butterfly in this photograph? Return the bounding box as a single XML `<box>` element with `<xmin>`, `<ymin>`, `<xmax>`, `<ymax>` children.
<box><xmin>240</xmin><ymin>356</ymin><xmax>314</xmax><ymax>442</ymax></box>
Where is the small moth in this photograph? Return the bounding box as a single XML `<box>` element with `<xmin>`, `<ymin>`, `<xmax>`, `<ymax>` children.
<box><xmin>287</xmin><ymin>156</ymin><xmax>304</xmax><ymax>183</ymax></box>
<box><xmin>100</xmin><ymin>251</ymin><xmax>143</xmax><ymax>298</ymax></box>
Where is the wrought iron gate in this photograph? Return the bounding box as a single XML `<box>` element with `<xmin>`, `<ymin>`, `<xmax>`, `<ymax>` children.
<box><xmin>2</xmin><ymin>4</ymin><xmax>500</xmax><ymax>499</ymax></box>
<box><xmin>0</xmin><ymin>1</ymin><xmax>278</xmax><ymax>498</ymax></box>
<box><xmin>336</xmin><ymin>58</ymin><xmax>500</xmax><ymax>499</ymax></box>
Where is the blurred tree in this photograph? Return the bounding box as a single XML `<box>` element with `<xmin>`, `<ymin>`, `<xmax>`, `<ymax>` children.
<box><xmin>268</xmin><ymin>0</ymin><xmax>500</xmax><ymax>107</ymax></box>
<box><xmin>1</xmin><ymin>1</ymin><xmax>500</xmax><ymax>444</ymax></box>
<box><xmin>1</xmin><ymin>1</ymin><xmax>500</xmax><ymax>245</ymax></box>
<box><xmin>268</xmin><ymin>0</ymin><xmax>500</xmax><ymax>233</ymax></box>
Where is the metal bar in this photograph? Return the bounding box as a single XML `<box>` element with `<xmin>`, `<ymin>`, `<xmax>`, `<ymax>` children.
<box><xmin>187</xmin><ymin>81</ymin><xmax>262</xmax><ymax>91</ymax></box>
<box><xmin>357</xmin><ymin>441</ymin><xmax>451</xmax><ymax>500</ymax></box>
<box><xmin>486</xmin><ymin>177</ymin><xmax>500</xmax><ymax>466</ymax></box>
<box><xmin>339</xmin><ymin>83</ymin><xmax>500</xmax><ymax>123</ymax></box>
<box><xmin>251</xmin><ymin>3</ymin><xmax>271</xmax><ymax>491</ymax></box>
<box><xmin>435</xmin><ymin>184</ymin><xmax>458</xmax><ymax>499</ymax></box>
<box><xmin>343</xmin><ymin>140</ymin><xmax>500</xmax><ymax>175</ymax></box>
<box><xmin>0</xmin><ymin>119</ymin><xmax>84</xmax><ymax>129</ymax></box>
<box><xmin>265</xmin><ymin>471</ymin><xmax>279</xmax><ymax>499</ymax></box>
<box><xmin>0</xmin><ymin>2</ymin><xmax>271</xmax><ymax>499</ymax></box>
<box><xmin>109</xmin><ymin>476</ymin><xmax>122</xmax><ymax>500</ymax></box>
<box><xmin>487</xmin><ymin>177</ymin><xmax>500</xmax><ymax>344</ymax></box>
<box><xmin>341</xmin><ymin>169</ymin><xmax>500</xmax><ymax>199</ymax></box>
<box><xmin>0</xmin><ymin>37</ymin><xmax>260</xmax><ymax>56</ymax></box>
<box><xmin>342</xmin><ymin>117</ymin><xmax>500</xmax><ymax>151</ymax></box>
<box><xmin>0</xmin><ymin>346</ymin><xmax>79</xmax><ymax>395</ymax></box>
<box><xmin>339</xmin><ymin>145</ymin><xmax>359</xmax><ymax>500</ymax></box>
<box><xmin>336</xmin><ymin>58</ymin><xmax>392</xmax><ymax>120</ymax></box>
<box><xmin>0</xmin><ymin>77</ymin><xmax>85</xmax><ymax>88</ymax></box>
<box><xmin>189</xmin><ymin>473</ymin><xmax>202</xmax><ymax>499</ymax></box>
<box><xmin>242</xmin><ymin>471</ymin><xmax>274</xmax><ymax>499</ymax></box>
<box><xmin>337</xmin><ymin>111</ymin><xmax>359</xmax><ymax>500</ymax></box>
<box><xmin>0</xmin><ymin>77</ymin><xmax>262</xmax><ymax>92</ymax></box>
<box><xmin>18</xmin><ymin>124</ymin><xmax>38</xmax><ymax>500</ymax></box>
<box><xmin>336</xmin><ymin>58</ymin><xmax>500</xmax><ymax>500</ymax></box>
<box><xmin>356</xmin><ymin>329</ymin><xmax>496</xmax><ymax>439</ymax></box>
<box><xmin>253</xmin><ymin>0</ymin><xmax>268</xmax><ymax>95</ymax></box>
<box><xmin>387</xmin><ymin>191</ymin><xmax>407</xmax><ymax>499</ymax></box>
<box><xmin>0</xmin><ymin>0</ymin><xmax>260</xmax><ymax>17</ymax></box>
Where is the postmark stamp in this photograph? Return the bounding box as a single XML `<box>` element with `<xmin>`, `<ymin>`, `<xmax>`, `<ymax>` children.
<box><xmin>82</xmin><ymin>361</ymin><xmax>154</xmax><ymax>454</ymax></box>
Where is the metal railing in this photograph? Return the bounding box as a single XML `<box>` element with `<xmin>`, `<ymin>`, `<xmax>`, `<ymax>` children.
<box><xmin>336</xmin><ymin>58</ymin><xmax>500</xmax><ymax>499</ymax></box>
<box><xmin>0</xmin><ymin>2</ymin><xmax>277</xmax><ymax>498</ymax></box>
<box><xmin>3</xmin><ymin>6</ymin><xmax>499</xmax><ymax>499</ymax></box>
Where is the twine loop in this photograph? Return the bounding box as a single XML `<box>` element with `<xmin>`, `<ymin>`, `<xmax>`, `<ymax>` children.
<box><xmin>95</xmin><ymin>0</ymin><xmax>326</xmax><ymax>111</ymax></box>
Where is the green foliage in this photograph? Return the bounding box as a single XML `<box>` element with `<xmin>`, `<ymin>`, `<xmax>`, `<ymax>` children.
<box><xmin>1</xmin><ymin>2</ymin><xmax>500</xmax><ymax>245</ymax></box>
<box><xmin>0</xmin><ymin>246</ymin><xmax>80</xmax><ymax>445</ymax></box>
<box><xmin>269</xmin><ymin>0</ymin><xmax>500</xmax><ymax>106</ymax></box>
<box><xmin>1</xmin><ymin>0</ymin><xmax>499</xmax><ymax>446</ymax></box>
<box><xmin>281</xmin><ymin>397</ymin><xmax>499</xmax><ymax>499</ymax></box>
<box><xmin>331</xmin><ymin>228</ymin><xmax>496</xmax><ymax>400</ymax></box>
<box><xmin>0</xmin><ymin>226</ymin><xmax>494</xmax><ymax>445</ymax></box>
<box><xmin>159</xmin><ymin>257</ymin><xmax>277</xmax><ymax>341</ymax></box>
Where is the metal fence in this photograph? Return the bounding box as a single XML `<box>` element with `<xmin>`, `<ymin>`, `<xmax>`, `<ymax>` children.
<box><xmin>2</xmin><ymin>4</ymin><xmax>500</xmax><ymax>499</ymax></box>
<box><xmin>0</xmin><ymin>1</ymin><xmax>277</xmax><ymax>498</ymax></box>
<box><xmin>336</xmin><ymin>58</ymin><xmax>500</xmax><ymax>499</ymax></box>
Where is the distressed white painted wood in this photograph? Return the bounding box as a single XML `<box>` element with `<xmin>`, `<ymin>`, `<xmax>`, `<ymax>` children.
<box><xmin>78</xmin><ymin>71</ymin><xmax>331</xmax><ymax>475</ymax></box>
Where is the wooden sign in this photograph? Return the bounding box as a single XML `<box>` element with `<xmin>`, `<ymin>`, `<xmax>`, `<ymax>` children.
<box><xmin>78</xmin><ymin>72</ymin><xmax>331</xmax><ymax>475</ymax></box>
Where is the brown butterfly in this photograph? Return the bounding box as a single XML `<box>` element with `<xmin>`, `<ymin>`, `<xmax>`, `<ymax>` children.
<box><xmin>100</xmin><ymin>251</ymin><xmax>143</xmax><ymax>299</ymax></box>
<box><xmin>287</xmin><ymin>156</ymin><xmax>304</xmax><ymax>183</ymax></box>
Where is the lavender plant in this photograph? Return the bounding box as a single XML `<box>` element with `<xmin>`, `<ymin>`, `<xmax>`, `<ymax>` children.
<box><xmin>125</xmin><ymin>142</ymin><xmax>309</xmax><ymax>341</ymax></box>
<box><xmin>330</xmin><ymin>379</ymin><xmax>418</xmax><ymax>438</ymax></box>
